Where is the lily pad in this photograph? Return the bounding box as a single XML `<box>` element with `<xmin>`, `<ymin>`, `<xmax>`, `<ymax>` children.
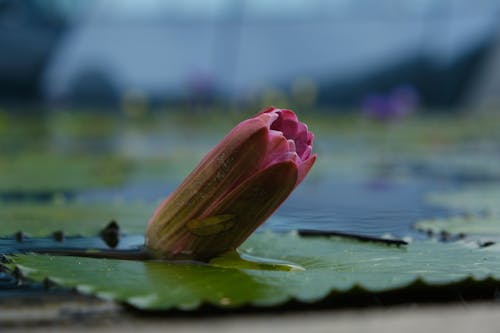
<box><xmin>0</xmin><ymin>153</ymin><xmax>129</xmax><ymax>191</ymax></box>
<box><xmin>426</xmin><ymin>186</ymin><xmax>500</xmax><ymax>214</ymax></box>
<box><xmin>415</xmin><ymin>215</ymin><xmax>500</xmax><ymax>238</ymax></box>
<box><xmin>8</xmin><ymin>232</ymin><xmax>500</xmax><ymax>310</ymax></box>
<box><xmin>0</xmin><ymin>201</ymin><xmax>156</xmax><ymax>237</ymax></box>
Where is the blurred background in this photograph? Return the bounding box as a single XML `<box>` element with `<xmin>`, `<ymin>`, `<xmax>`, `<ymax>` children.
<box><xmin>1</xmin><ymin>0</ymin><xmax>500</xmax><ymax>113</ymax></box>
<box><xmin>4</xmin><ymin>0</ymin><xmax>500</xmax><ymax>317</ymax></box>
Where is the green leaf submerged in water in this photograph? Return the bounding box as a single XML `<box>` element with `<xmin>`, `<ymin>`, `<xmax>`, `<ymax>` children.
<box><xmin>416</xmin><ymin>215</ymin><xmax>500</xmax><ymax>240</ymax></box>
<box><xmin>0</xmin><ymin>153</ymin><xmax>129</xmax><ymax>191</ymax></box>
<box><xmin>426</xmin><ymin>186</ymin><xmax>500</xmax><ymax>214</ymax></box>
<box><xmin>0</xmin><ymin>201</ymin><xmax>157</xmax><ymax>237</ymax></box>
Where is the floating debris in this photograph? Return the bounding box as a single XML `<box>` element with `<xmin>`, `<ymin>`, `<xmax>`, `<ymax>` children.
<box><xmin>479</xmin><ymin>241</ymin><xmax>496</xmax><ymax>248</ymax></box>
<box><xmin>100</xmin><ymin>220</ymin><xmax>120</xmax><ymax>248</ymax></box>
<box><xmin>43</xmin><ymin>277</ymin><xmax>58</xmax><ymax>290</ymax></box>
<box><xmin>297</xmin><ymin>229</ymin><xmax>408</xmax><ymax>246</ymax></box>
<box><xmin>52</xmin><ymin>230</ymin><xmax>65</xmax><ymax>242</ymax></box>
<box><xmin>14</xmin><ymin>231</ymin><xmax>24</xmax><ymax>243</ymax></box>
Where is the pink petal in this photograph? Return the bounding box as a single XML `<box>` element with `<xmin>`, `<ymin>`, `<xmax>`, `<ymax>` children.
<box><xmin>294</xmin><ymin>123</ymin><xmax>308</xmax><ymax>157</ymax></box>
<box><xmin>269</xmin><ymin>109</ymin><xmax>298</xmax><ymax>137</ymax></box>
<box><xmin>258</xmin><ymin>106</ymin><xmax>278</xmax><ymax>115</ymax></box>
<box><xmin>257</xmin><ymin>111</ymin><xmax>279</xmax><ymax>127</ymax></box>
<box><xmin>264</xmin><ymin>151</ymin><xmax>301</xmax><ymax>168</ymax></box>
<box><xmin>193</xmin><ymin>161</ymin><xmax>298</xmax><ymax>259</ymax></box>
<box><xmin>277</xmin><ymin>119</ymin><xmax>299</xmax><ymax>139</ymax></box>
<box><xmin>302</xmin><ymin>145</ymin><xmax>312</xmax><ymax>160</ymax></box>
<box><xmin>146</xmin><ymin>118</ymin><xmax>270</xmax><ymax>245</ymax></box>
<box><xmin>297</xmin><ymin>154</ymin><xmax>317</xmax><ymax>185</ymax></box>
<box><xmin>260</xmin><ymin>130</ymin><xmax>290</xmax><ymax>167</ymax></box>
<box><xmin>307</xmin><ymin>131</ymin><xmax>314</xmax><ymax>145</ymax></box>
<box><xmin>279</xmin><ymin>109</ymin><xmax>299</xmax><ymax>122</ymax></box>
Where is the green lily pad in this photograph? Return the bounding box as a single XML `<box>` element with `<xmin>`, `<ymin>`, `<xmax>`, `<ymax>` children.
<box><xmin>0</xmin><ymin>201</ymin><xmax>156</xmax><ymax>237</ymax></box>
<box><xmin>426</xmin><ymin>186</ymin><xmax>500</xmax><ymax>214</ymax></box>
<box><xmin>0</xmin><ymin>153</ymin><xmax>129</xmax><ymax>191</ymax></box>
<box><xmin>415</xmin><ymin>215</ymin><xmax>500</xmax><ymax>238</ymax></box>
<box><xmin>8</xmin><ymin>232</ymin><xmax>500</xmax><ymax>310</ymax></box>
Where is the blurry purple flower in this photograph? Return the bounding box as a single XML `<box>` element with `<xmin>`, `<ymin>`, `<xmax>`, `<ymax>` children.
<box><xmin>362</xmin><ymin>85</ymin><xmax>419</xmax><ymax>121</ymax></box>
<box><xmin>186</xmin><ymin>70</ymin><xmax>215</xmax><ymax>100</ymax></box>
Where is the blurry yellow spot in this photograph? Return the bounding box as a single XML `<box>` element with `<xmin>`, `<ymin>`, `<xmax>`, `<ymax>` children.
<box><xmin>0</xmin><ymin>110</ymin><xmax>7</xmax><ymax>133</ymax></box>
<box><xmin>121</xmin><ymin>89</ymin><xmax>149</xmax><ymax>118</ymax></box>
<box><xmin>187</xmin><ymin>214</ymin><xmax>236</xmax><ymax>236</ymax></box>
<box><xmin>291</xmin><ymin>78</ymin><xmax>318</xmax><ymax>106</ymax></box>
<box><xmin>261</xmin><ymin>88</ymin><xmax>289</xmax><ymax>108</ymax></box>
<box><xmin>219</xmin><ymin>297</ymin><xmax>231</xmax><ymax>305</ymax></box>
<box><xmin>51</xmin><ymin>192</ymin><xmax>67</xmax><ymax>205</ymax></box>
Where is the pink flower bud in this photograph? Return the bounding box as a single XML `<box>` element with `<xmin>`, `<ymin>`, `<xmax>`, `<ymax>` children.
<box><xmin>145</xmin><ymin>107</ymin><xmax>316</xmax><ymax>260</ymax></box>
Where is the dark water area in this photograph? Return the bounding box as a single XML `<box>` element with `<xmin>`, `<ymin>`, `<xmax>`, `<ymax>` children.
<box><xmin>268</xmin><ymin>179</ymin><xmax>450</xmax><ymax>240</ymax></box>
<box><xmin>0</xmin><ymin>235</ymin><xmax>145</xmax><ymax>256</ymax></box>
<box><xmin>0</xmin><ymin>190</ymin><xmax>77</xmax><ymax>203</ymax></box>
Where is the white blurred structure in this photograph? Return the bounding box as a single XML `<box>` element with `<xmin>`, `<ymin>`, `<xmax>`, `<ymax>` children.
<box><xmin>467</xmin><ymin>26</ymin><xmax>500</xmax><ymax>109</ymax></box>
<box><xmin>41</xmin><ymin>0</ymin><xmax>500</xmax><ymax>105</ymax></box>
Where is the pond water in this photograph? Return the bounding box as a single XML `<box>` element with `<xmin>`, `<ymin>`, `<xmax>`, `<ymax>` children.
<box><xmin>1</xmin><ymin>111</ymin><xmax>499</xmax><ymax>298</ymax></box>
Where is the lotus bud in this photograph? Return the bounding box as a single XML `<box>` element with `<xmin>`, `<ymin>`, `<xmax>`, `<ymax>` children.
<box><xmin>145</xmin><ymin>107</ymin><xmax>316</xmax><ymax>260</ymax></box>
